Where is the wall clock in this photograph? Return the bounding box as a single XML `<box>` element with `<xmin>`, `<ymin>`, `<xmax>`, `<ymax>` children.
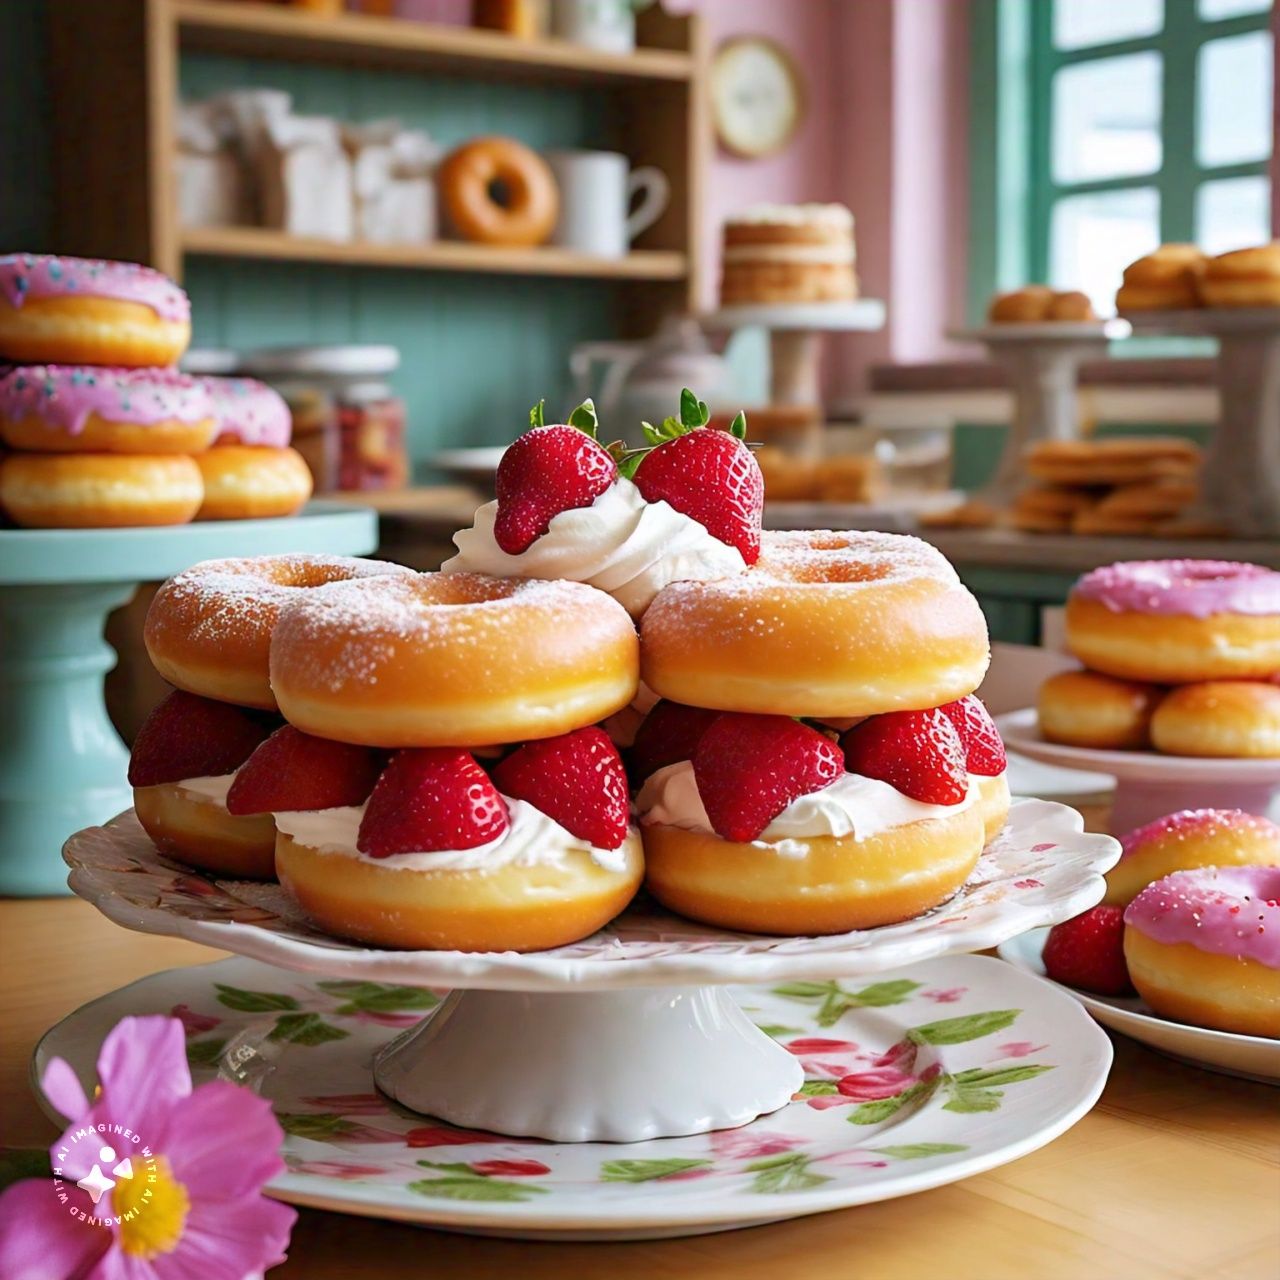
<box><xmin>710</xmin><ymin>36</ymin><xmax>805</xmax><ymax>159</ymax></box>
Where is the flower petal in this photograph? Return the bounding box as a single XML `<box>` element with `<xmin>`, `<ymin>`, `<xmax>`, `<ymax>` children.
<box><xmin>149</xmin><ymin>1194</ymin><xmax>296</xmax><ymax>1280</ymax></box>
<box><xmin>42</xmin><ymin>1057</ymin><xmax>91</xmax><ymax>1123</ymax></box>
<box><xmin>162</xmin><ymin>1082</ymin><xmax>285</xmax><ymax>1202</ymax></box>
<box><xmin>94</xmin><ymin>1018</ymin><xmax>192</xmax><ymax>1120</ymax></box>
<box><xmin>0</xmin><ymin>1178</ymin><xmax>111</xmax><ymax>1280</ymax></box>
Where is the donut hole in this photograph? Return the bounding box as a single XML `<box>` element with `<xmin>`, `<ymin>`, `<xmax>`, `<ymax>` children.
<box><xmin>486</xmin><ymin>175</ymin><xmax>514</xmax><ymax>209</ymax></box>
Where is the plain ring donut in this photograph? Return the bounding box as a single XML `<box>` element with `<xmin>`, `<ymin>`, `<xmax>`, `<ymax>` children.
<box><xmin>439</xmin><ymin>137</ymin><xmax>559</xmax><ymax>247</ymax></box>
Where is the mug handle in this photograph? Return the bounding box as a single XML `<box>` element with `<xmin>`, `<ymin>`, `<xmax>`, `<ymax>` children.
<box><xmin>626</xmin><ymin>167</ymin><xmax>671</xmax><ymax>241</ymax></box>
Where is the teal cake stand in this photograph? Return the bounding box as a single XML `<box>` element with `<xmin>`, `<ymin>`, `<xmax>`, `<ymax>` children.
<box><xmin>0</xmin><ymin>501</ymin><xmax>378</xmax><ymax>897</ymax></box>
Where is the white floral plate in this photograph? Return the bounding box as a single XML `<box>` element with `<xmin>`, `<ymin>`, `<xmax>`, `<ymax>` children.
<box><xmin>999</xmin><ymin>929</ymin><xmax>1280</xmax><ymax>1085</ymax></box>
<box><xmin>34</xmin><ymin>953</ymin><xmax>1112</xmax><ymax>1239</ymax></box>
<box><xmin>63</xmin><ymin>800</ymin><xmax>1119</xmax><ymax>991</ymax></box>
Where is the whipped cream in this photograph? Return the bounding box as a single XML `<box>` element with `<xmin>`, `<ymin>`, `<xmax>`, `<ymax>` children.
<box><xmin>635</xmin><ymin>761</ymin><xmax>978</xmax><ymax>857</ymax></box>
<box><xmin>444</xmin><ymin>477</ymin><xmax>746</xmax><ymax>618</ymax></box>
<box><xmin>174</xmin><ymin>773</ymin><xmax>236</xmax><ymax>806</ymax></box>
<box><xmin>274</xmin><ymin>794</ymin><xmax>634</xmax><ymax>874</ymax></box>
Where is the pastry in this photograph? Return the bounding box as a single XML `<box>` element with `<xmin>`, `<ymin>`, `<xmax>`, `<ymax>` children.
<box><xmin>1037</xmin><ymin>670</ymin><xmax>1164</xmax><ymax>750</ymax></box>
<box><xmin>1200</xmin><ymin>242</ymin><xmax>1280</xmax><ymax>308</ymax></box>
<box><xmin>1024</xmin><ymin>437</ymin><xmax>1201</xmax><ymax>488</ymax></box>
<box><xmin>720</xmin><ymin>204</ymin><xmax>857</xmax><ymax>306</ymax></box>
<box><xmin>988</xmin><ymin>286</ymin><xmax>1097</xmax><ymax>323</ymax></box>
<box><xmin>1149</xmin><ymin>681</ymin><xmax>1280</xmax><ymax>757</ymax></box>
<box><xmin>1115</xmin><ymin>244</ymin><xmax>1207</xmax><ymax>311</ymax></box>
<box><xmin>438</xmin><ymin>137</ymin><xmax>559</xmax><ymax>247</ymax></box>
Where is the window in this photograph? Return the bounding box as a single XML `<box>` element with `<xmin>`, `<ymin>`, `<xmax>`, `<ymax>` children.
<box><xmin>974</xmin><ymin>0</ymin><xmax>1274</xmax><ymax>316</ymax></box>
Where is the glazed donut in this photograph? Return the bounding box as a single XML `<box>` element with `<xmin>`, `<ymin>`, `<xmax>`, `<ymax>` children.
<box><xmin>135</xmin><ymin>780</ymin><xmax>277</xmax><ymax>880</ymax></box>
<box><xmin>640</xmin><ymin>530</ymin><xmax>990</xmax><ymax>717</ymax></box>
<box><xmin>1124</xmin><ymin>866</ymin><xmax>1280</xmax><ymax>1037</ymax></box>
<box><xmin>196</xmin><ymin>446</ymin><xmax>313</xmax><ymax>521</ymax></box>
<box><xmin>1037</xmin><ymin>670</ymin><xmax>1164</xmax><ymax>750</ymax></box>
<box><xmin>1105</xmin><ymin>808</ymin><xmax>1280</xmax><ymax>907</ymax></box>
<box><xmin>1065</xmin><ymin>560</ymin><xmax>1280</xmax><ymax>683</ymax></box>
<box><xmin>0</xmin><ymin>452</ymin><xmax>203</xmax><ymax>528</ymax></box>
<box><xmin>1115</xmin><ymin>244</ymin><xmax>1206</xmax><ymax>312</ymax></box>
<box><xmin>1149</xmin><ymin>681</ymin><xmax>1280</xmax><ymax>757</ymax></box>
<box><xmin>0</xmin><ymin>366</ymin><xmax>217</xmax><ymax>454</ymax></box>
<box><xmin>0</xmin><ymin>254</ymin><xmax>191</xmax><ymax>367</ymax></box>
<box><xmin>1200</xmin><ymin>243</ymin><xmax>1280</xmax><ymax>308</ymax></box>
<box><xmin>439</xmin><ymin>137</ymin><xmax>559</xmax><ymax>247</ymax></box>
<box><xmin>269</xmin><ymin>572</ymin><xmax>639</xmax><ymax>746</ymax></box>
<box><xmin>200</xmin><ymin>376</ymin><xmax>292</xmax><ymax>448</ymax></box>
<box><xmin>145</xmin><ymin>555</ymin><xmax>413</xmax><ymax>709</ymax></box>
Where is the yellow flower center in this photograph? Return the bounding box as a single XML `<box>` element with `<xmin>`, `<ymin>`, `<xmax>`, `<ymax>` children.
<box><xmin>112</xmin><ymin>1154</ymin><xmax>190</xmax><ymax>1259</ymax></box>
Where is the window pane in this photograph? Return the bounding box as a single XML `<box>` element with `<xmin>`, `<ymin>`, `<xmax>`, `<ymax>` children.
<box><xmin>1054</xmin><ymin>0</ymin><xmax>1163</xmax><ymax>49</ymax></box>
<box><xmin>1050</xmin><ymin>188</ymin><xmax>1160</xmax><ymax>313</ymax></box>
<box><xmin>1198</xmin><ymin>32</ymin><xmax>1273</xmax><ymax>166</ymax></box>
<box><xmin>1198</xmin><ymin>0</ymin><xmax>1270</xmax><ymax>19</ymax></box>
<box><xmin>1052</xmin><ymin>53</ymin><xmax>1162</xmax><ymax>182</ymax></box>
<box><xmin>1197</xmin><ymin>176</ymin><xmax>1272</xmax><ymax>253</ymax></box>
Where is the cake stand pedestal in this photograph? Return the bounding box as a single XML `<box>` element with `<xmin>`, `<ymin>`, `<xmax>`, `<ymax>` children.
<box><xmin>949</xmin><ymin>322</ymin><xmax>1131</xmax><ymax>504</ymax></box>
<box><xmin>1124</xmin><ymin>308</ymin><xmax>1280</xmax><ymax>536</ymax></box>
<box><xmin>702</xmin><ymin>301</ymin><xmax>886</xmax><ymax>407</ymax></box>
<box><xmin>0</xmin><ymin>502</ymin><xmax>376</xmax><ymax>897</ymax></box>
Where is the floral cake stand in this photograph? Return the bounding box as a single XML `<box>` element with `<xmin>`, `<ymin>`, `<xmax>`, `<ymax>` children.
<box><xmin>0</xmin><ymin>502</ymin><xmax>376</xmax><ymax>897</ymax></box>
<box><xmin>62</xmin><ymin>798</ymin><xmax>1119</xmax><ymax>1174</ymax></box>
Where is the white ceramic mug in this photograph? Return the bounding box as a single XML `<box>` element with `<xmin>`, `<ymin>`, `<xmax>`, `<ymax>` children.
<box><xmin>544</xmin><ymin>149</ymin><xmax>670</xmax><ymax>258</ymax></box>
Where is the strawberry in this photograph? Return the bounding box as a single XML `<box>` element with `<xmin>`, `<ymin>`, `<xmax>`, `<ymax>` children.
<box><xmin>491</xmin><ymin>727</ymin><xmax>630</xmax><ymax>849</ymax></box>
<box><xmin>628</xmin><ymin>700</ymin><xmax>722</xmax><ymax>783</ymax></box>
<box><xmin>493</xmin><ymin>401</ymin><xmax>616</xmax><ymax>555</ymax></box>
<box><xmin>938</xmin><ymin>695</ymin><xmax>1007</xmax><ymax>777</ymax></box>
<box><xmin>357</xmin><ymin>749</ymin><xmax>508</xmax><ymax>858</ymax></box>
<box><xmin>629</xmin><ymin>390</ymin><xmax>763</xmax><ymax>564</ymax></box>
<box><xmin>1042</xmin><ymin>905</ymin><xmax>1133</xmax><ymax>996</ymax></box>
<box><xmin>226</xmin><ymin>725</ymin><xmax>386</xmax><ymax>816</ymax></box>
<box><xmin>839</xmin><ymin>709</ymin><xmax>968</xmax><ymax>805</ymax></box>
<box><xmin>128</xmin><ymin>690</ymin><xmax>278</xmax><ymax>788</ymax></box>
<box><xmin>692</xmin><ymin>713</ymin><xmax>843</xmax><ymax>843</ymax></box>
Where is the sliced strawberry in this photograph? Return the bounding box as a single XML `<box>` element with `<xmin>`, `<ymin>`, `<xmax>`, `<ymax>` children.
<box><xmin>128</xmin><ymin>690</ymin><xmax>278</xmax><ymax>788</ymax></box>
<box><xmin>226</xmin><ymin>725</ymin><xmax>385</xmax><ymax>816</ymax></box>
<box><xmin>628</xmin><ymin>700</ymin><xmax>722</xmax><ymax>783</ymax></box>
<box><xmin>492</xmin><ymin>727</ymin><xmax>630</xmax><ymax>850</ymax></box>
<box><xmin>839</xmin><ymin>709</ymin><xmax>968</xmax><ymax>805</ymax></box>
<box><xmin>693</xmin><ymin>713</ymin><xmax>843</xmax><ymax>843</ymax></box>
<box><xmin>494</xmin><ymin>422</ymin><xmax>616</xmax><ymax>555</ymax></box>
<box><xmin>357</xmin><ymin>749</ymin><xmax>508</xmax><ymax>858</ymax></box>
<box><xmin>1042</xmin><ymin>906</ymin><xmax>1132</xmax><ymax>995</ymax></box>
<box><xmin>938</xmin><ymin>695</ymin><xmax>1007</xmax><ymax>777</ymax></box>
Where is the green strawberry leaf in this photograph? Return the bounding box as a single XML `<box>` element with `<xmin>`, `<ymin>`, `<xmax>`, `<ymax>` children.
<box><xmin>853</xmin><ymin>979</ymin><xmax>923</xmax><ymax>1007</ymax></box>
<box><xmin>951</xmin><ymin>1064</ymin><xmax>1054</xmax><ymax>1087</ymax></box>
<box><xmin>185</xmin><ymin>1037</ymin><xmax>228</xmax><ymax>1069</ymax></box>
<box><xmin>214</xmin><ymin>984</ymin><xmax>298</xmax><ymax>1013</ymax></box>
<box><xmin>678</xmin><ymin>387</ymin><xmax>710</xmax><ymax>429</ymax></box>
<box><xmin>871</xmin><ymin>1143</ymin><xmax>969</xmax><ymax>1160</ymax></box>
<box><xmin>798</xmin><ymin>1079</ymin><xmax>839</xmax><ymax>1097</ymax></box>
<box><xmin>617</xmin><ymin>451</ymin><xmax>644</xmax><ymax>480</ymax></box>
<box><xmin>408</xmin><ymin>1176</ymin><xmax>547</xmax><ymax>1202</ymax></box>
<box><xmin>277</xmin><ymin>1112</ymin><xmax>357</xmax><ymax>1140</ymax></box>
<box><xmin>600</xmin><ymin>1158</ymin><xmax>711</xmax><ymax>1183</ymax></box>
<box><xmin>771</xmin><ymin>980</ymin><xmax>837</xmax><ymax>999</ymax></box>
<box><xmin>567</xmin><ymin>398</ymin><xmax>599</xmax><ymax>438</ymax></box>
<box><xmin>908</xmin><ymin>1010</ymin><xmax>1020</xmax><ymax>1046</ymax></box>
<box><xmin>529</xmin><ymin>399</ymin><xmax>545</xmax><ymax>429</ymax></box>
<box><xmin>729</xmin><ymin>409</ymin><xmax>748</xmax><ymax>439</ymax></box>
<box><xmin>746</xmin><ymin>1153</ymin><xmax>831</xmax><ymax>1194</ymax></box>
<box><xmin>268</xmin><ymin>1013</ymin><xmax>349</xmax><ymax>1046</ymax></box>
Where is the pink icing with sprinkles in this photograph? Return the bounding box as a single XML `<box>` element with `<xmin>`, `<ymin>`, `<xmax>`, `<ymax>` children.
<box><xmin>1120</xmin><ymin>808</ymin><xmax>1280</xmax><ymax>859</ymax></box>
<box><xmin>0</xmin><ymin>365</ymin><xmax>214</xmax><ymax>434</ymax></box>
<box><xmin>201</xmin><ymin>376</ymin><xmax>292</xmax><ymax>448</ymax></box>
<box><xmin>1124</xmin><ymin>865</ymin><xmax>1280</xmax><ymax>969</ymax></box>
<box><xmin>0</xmin><ymin>253</ymin><xmax>190</xmax><ymax>322</ymax></box>
<box><xmin>1073</xmin><ymin>559</ymin><xmax>1280</xmax><ymax>618</ymax></box>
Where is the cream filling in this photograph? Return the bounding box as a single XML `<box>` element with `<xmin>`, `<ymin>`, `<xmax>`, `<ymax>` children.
<box><xmin>444</xmin><ymin>477</ymin><xmax>746</xmax><ymax>619</ymax></box>
<box><xmin>173</xmin><ymin>772</ymin><xmax>236</xmax><ymax>807</ymax></box>
<box><xmin>635</xmin><ymin>760</ymin><xmax>978</xmax><ymax>858</ymax></box>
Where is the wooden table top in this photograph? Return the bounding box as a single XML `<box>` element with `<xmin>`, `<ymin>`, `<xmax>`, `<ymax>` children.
<box><xmin>4</xmin><ymin>898</ymin><xmax>1278</xmax><ymax>1278</ymax></box>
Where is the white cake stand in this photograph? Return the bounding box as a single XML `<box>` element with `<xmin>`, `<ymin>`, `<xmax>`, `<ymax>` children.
<box><xmin>63</xmin><ymin>799</ymin><xmax>1117</xmax><ymax>1146</ymax></box>
<box><xmin>998</xmin><ymin>708</ymin><xmax>1280</xmax><ymax>833</ymax></box>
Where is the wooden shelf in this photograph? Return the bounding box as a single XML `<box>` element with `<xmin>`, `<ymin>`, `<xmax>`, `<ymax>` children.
<box><xmin>171</xmin><ymin>0</ymin><xmax>694</xmax><ymax>86</ymax></box>
<box><xmin>181</xmin><ymin>225</ymin><xmax>689</xmax><ymax>280</ymax></box>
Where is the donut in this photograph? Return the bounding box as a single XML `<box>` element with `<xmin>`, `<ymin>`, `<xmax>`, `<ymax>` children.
<box><xmin>1094</xmin><ymin>479</ymin><xmax>1197</xmax><ymax>521</ymax></box>
<box><xmin>640</xmin><ymin>530</ymin><xmax>990</xmax><ymax>717</ymax></box>
<box><xmin>0</xmin><ymin>366</ymin><xmax>217</xmax><ymax>454</ymax></box>
<box><xmin>1046</xmin><ymin>290</ymin><xmax>1096</xmax><ymax>322</ymax></box>
<box><xmin>1037</xmin><ymin>670</ymin><xmax>1164</xmax><ymax>750</ymax></box>
<box><xmin>1200</xmin><ymin>243</ymin><xmax>1280</xmax><ymax>308</ymax></box>
<box><xmin>1149</xmin><ymin>681</ymin><xmax>1280</xmax><ymax>757</ymax></box>
<box><xmin>134</xmin><ymin>779</ymin><xmax>277</xmax><ymax>880</ymax></box>
<box><xmin>200</xmin><ymin>376</ymin><xmax>292</xmax><ymax>448</ymax></box>
<box><xmin>1025</xmin><ymin>437</ymin><xmax>1200</xmax><ymax>488</ymax></box>
<box><xmin>974</xmin><ymin>771</ymin><xmax>1012</xmax><ymax>846</ymax></box>
<box><xmin>0</xmin><ymin>254</ymin><xmax>191</xmax><ymax>367</ymax></box>
<box><xmin>196</xmin><ymin>446</ymin><xmax>313</xmax><ymax>521</ymax></box>
<box><xmin>988</xmin><ymin>285</ymin><xmax>1054</xmax><ymax>323</ymax></box>
<box><xmin>1105</xmin><ymin>809</ymin><xmax>1280</xmax><ymax>907</ymax></box>
<box><xmin>1124</xmin><ymin>866</ymin><xmax>1280</xmax><ymax>1037</ymax></box>
<box><xmin>1065</xmin><ymin>560</ymin><xmax>1280</xmax><ymax>683</ymax></box>
<box><xmin>269</xmin><ymin>572</ymin><xmax>639</xmax><ymax>746</ymax></box>
<box><xmin>145</xmin><ymin>555</ymin><xmax>414</xmax><ymax>709</ymax></box>
<box><xmin>0</xmin><ymin>452</ymin><xmax>203</xmax><ymax>528</ymax></box>
<box><xmin>438</xmin><ymin>137</ymin><xmax>559</xmax><ymax>247</ymax></box>
<box><xmin>1115</xmin><ymin>244</ymin><xmax>1206</xmax><ymax>312</ymax></box>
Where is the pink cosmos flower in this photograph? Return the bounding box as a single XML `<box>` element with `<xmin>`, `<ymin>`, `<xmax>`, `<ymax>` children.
<box><xmin>0</xmin><ymin>1015</ymin><xmax>295</xmax><ymax>1280</ymax></box>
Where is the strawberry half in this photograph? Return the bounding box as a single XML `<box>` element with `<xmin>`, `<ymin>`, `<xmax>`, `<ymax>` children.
<box><xmin>128</xmin><ymin>690</ymin><xmax>278</xmax><ymax>788</ymax></box>
<box><xmin>938</xmin><ymin>695</ymin><xmax>1007</xmax><ymax>777</ymax></box>
<box><xmin>628</xmin><ymin>700</ymin><xmax>722</xmax><ymax>783</ymax></box>
<box><xmin>492</xmin><ymin>727</ymin><xmax>630</xmax><ymax>850</ymax></box>
<box><xmin>1042</xmin><ymin>906</ymin><xmax>1133</xmax><ymax>995</ymax></box>
<box><xmin>693</xmin><ymin>713</ymin><xmax>843</xmax><ymax>843</ymax></box>
<box><xmin>629</xmin><ymin>390</ymin><xmax>762</xmax><ymax>564</ymax></box>
<box><xmin>226</xmin><ymin>725</ymin><xmax>386</xmax><ymax>816</ymax></box>
<box><xmin>840</xmin><ymin>709</ymin><xmax>968</xmax><ymax>805</ymax></box>
<box><xmin>357</xmin><ymin>749</ymin><xmax>508</xmax><ymax>858</ymax></box>
<box><xmin>494</xmin><ymin>407</ymin><xmax>616</xmax><ymax>555</ymax></box>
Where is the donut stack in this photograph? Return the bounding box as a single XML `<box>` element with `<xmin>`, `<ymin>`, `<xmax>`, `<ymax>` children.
<box><xmin>0</xmin><ymin>253</ymin><xmax>310</xmax><ymax>528</ymax></box>
<box><xmin>1039</xmin><ymin>560</ymin><xmax>1280</xmax><ymax>758</ymax></box>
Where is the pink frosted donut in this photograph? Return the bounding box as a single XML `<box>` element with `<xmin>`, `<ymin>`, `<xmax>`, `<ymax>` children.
<box><xmin>1124</xmin><ymin>865</ymin><xmax>1280</xmax><ymax>1036</ymax></box>
<box><xmin>1106</xmin><ymin>808</ymin><xmax>1280</xmax><ymax>905</ymax></box>
<box><xmin>1065</xmin><ymin>559</ymin><xmax>1280</xmax><ymax>682</ymax></box>
<box><xmin>201</xmin><ymin>376</ymin><xmax>293</xmax><ymax>448</ymax></box>
<box><xmin>0</xmin><ymin>253</ymin><xmax>191</xmax><ymax>367</ymax></box>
